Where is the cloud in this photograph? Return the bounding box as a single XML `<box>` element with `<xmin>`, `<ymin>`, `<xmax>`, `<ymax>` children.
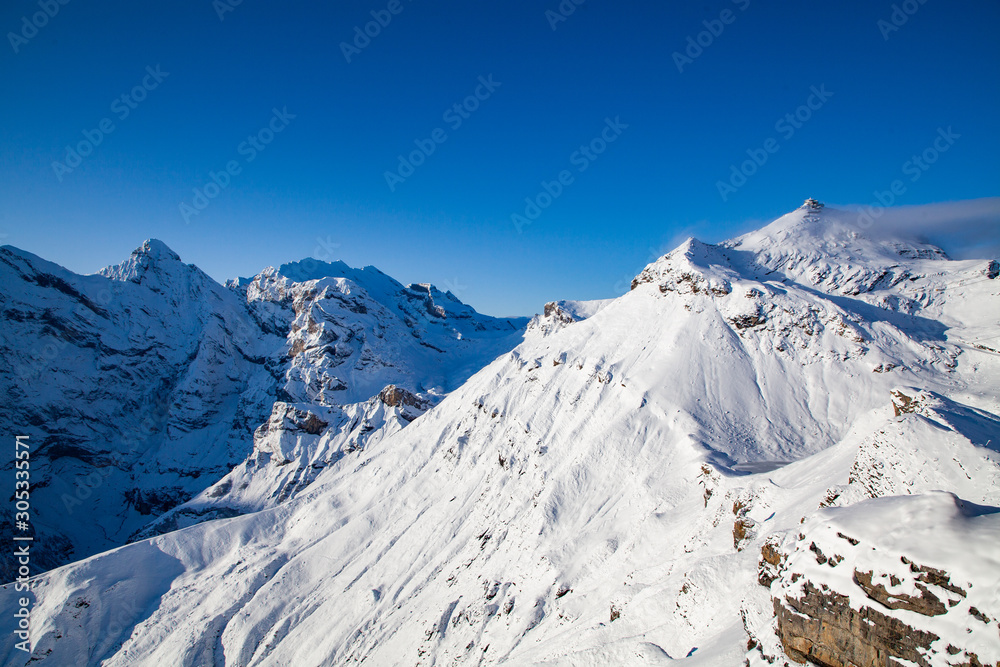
<box><xmin>836</xmin><ymin>197</ymin><xmax>1000</xmax><ymax>260</ymax></box>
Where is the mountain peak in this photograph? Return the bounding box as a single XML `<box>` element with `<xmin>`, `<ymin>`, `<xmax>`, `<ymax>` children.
<box><xmin>99</xmin><ymin>239</ymin><xmax>192</xmax><ymax>285</ymax></box>
<box><xmin>801</xmin><ymin>197</ymin><xmax>825</xmax><ymax>211</ymax></box>
<box><xmin>136</xmin><ymin>239</ymin><xmax>181</xmax><ymax>261</ymax></box>
<box><xmin>726</xmin><ymin>203</ymin><xmax>949</xmax><ymax>262</ymax></box>
<box><xmin>277</xmin><ymin>258</ymin><xmax>354</xmax><ymax>282</ymax></box>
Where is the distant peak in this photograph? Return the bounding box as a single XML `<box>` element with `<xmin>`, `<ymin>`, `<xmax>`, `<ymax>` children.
<box><xmin>136</xmin><ymin>239</ymin><xmax>181</xmax><ymax>261</ymax></box>
<box><xmin>801</xmin><ymin>198</ymin><xmax>825</xmax><ymax>211</ymax></box>
<box><xmin>276</xmin><ymin>258</ymin><xmax>353</xmax><ymax>283</ymax></box>
<box><xmin>99</xmin><ymin>239</ymin><xmax>187</xmax><ymax>284</ymax></box>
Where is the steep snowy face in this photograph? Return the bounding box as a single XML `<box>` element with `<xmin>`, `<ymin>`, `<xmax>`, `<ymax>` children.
<box><xmin>0</xmin><ymin>242</ymin><xmax>528</xmax><ymax>575</ymax></box>
<box><xmin>0</xmin><ymin>241</ymin><xmax>279</xmax><ymax>579</ymax></box>
<box><xmin>133</xmin><ymin>262</ymin><xmax>527</xmax><ymax>539</ymax></box>
<box><xmin>133</xmin><ymin>262</ymin><xmax>528</xmax><ymax>536</ymax></box>
<box><xmin>2</xmin><ymin>204</ymin><xmax>997</xmax><ymax>666</ymax></box>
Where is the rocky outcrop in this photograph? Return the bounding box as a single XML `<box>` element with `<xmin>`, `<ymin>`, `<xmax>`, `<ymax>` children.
<box><xmin>763</xmin><ymin>494</ymin><xmax>1000</xmax><ymax>667</ymax></box>
<box><xmin>378</xmin><ymin>384</ymin><xmax>429</xmax><ymax>410</ymax></box>
<box><xmin>733</xmin><ymin>517</ymin><xmax>756</xmax><ymax>551</ymax></box>
<box><xmin>853</xmin><ymin>565</ymin><xmax>958</xmax><ymax>617</ymax></box>
<box><xmin>526</xmin><ymin>301</ymin><xmax>594</xmax><ymax>336</ymax></box>
<box><xmin>758</xmin><ymin>535</ymin><xmax>786</xmax><ymax>587</ymax></box>
<box><xmin>890</xmin><ymin>388</ymin><xmax>921</xmax><ymax>416</ymax></box>
<box><xmin>774</xmin><ymin>581</ymin><xmax>941</xmax><ymax>667</ymax></box>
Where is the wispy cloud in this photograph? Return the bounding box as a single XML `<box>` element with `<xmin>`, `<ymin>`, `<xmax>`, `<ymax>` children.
<box><xmin>836</xmin><ymin>197</ymin><xmax>1000</xmax><ymax>260</ymax></box>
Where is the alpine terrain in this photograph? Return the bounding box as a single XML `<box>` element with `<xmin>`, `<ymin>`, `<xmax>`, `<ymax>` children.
<box><xmin>2</xmin><ymin>200</ymin><xmax>999</xmax><ymax>666</ymax></box>
<box><xmin>0</xmin><ymin>242</ymin><xmax>527</xmax><ymax>578</ymax></box>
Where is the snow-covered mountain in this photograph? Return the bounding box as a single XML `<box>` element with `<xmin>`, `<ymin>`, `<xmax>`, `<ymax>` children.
<box><xmin>2</xmin><ymin>201</ymin><xmax>998</xmax><ymax>666</ymax></box>
<box><xmin>0</xmin><ymin>242</ymin><xmax>526</xmax><ymax>578</ymax></box>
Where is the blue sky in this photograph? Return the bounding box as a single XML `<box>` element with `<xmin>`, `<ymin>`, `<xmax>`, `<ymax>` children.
<box><xmin>1</xmin><ymin>0</ymin><xmax>998</xmax><ymax>316</ymax></box>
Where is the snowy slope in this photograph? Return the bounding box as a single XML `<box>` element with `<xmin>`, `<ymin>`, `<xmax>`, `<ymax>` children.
<box><xmin>2</xmin><ymin>202</ymin><xmax>998</xmax><ymax>666</ymax></box>
<box><xmin>0</xmin><ymin>243</ymin><xmax>527</xmax><ymax>575</ymax></box>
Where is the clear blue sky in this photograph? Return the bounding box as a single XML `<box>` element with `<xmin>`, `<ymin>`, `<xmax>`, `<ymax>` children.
<box><xmin>2</xmin><ymin>0</ymin><xmax>998</xmax><ymax>315</ymax></box>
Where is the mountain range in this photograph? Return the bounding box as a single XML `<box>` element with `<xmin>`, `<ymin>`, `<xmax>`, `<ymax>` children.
<box><xmin>1</xmin><ymin>200</ymin><xmax>998</xmax><ymax>666</ymax></box>
<box><xmin>0</xmin><ymin>240</ymin><xmax>525</xmax><ymax>578</ymax></box>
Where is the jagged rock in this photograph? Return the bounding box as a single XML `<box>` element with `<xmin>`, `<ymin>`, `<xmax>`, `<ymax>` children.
<box><xmin>854</xmin><ymin>568</ymin><xmax>949</xmax><ymax>616</ymax></box>
<box><xmin>256</xmin><ymin>403</ymin><xmax>329</xmax><ymax>438</ymax></box>
<box><xmin>774</xmin><ymin>581</ymin><xmax>940</xmax><ymax>667</ymax></box>
<box><xmin>890</xmin><ymin>389</ymin><xmax>921</xmax><ymax>416</ymax></box>
<box><xmin>730</xmin><ymin>314</ymin><xmax>766</xmax><ymax>330</ymax></box>
<box><xmin>769</xmin><ymin>494</ymin><xmax>1000</xmax><ymax>667</ymax></box>
<box><xmin>378</xmin><ymin>384</ymin><xmax>429</xmax><ymax>410</ymax></box>
<box><xmin>758</xmin><ymin>535</ymin><xmax>787</xmax><ymax>587</ymax></box>
<box><xmin>526</xmin><ymin>299</ymin><xmax>609</xmax><ymax>336</ymax></box>
<box><xmin>543</xmin><ymin>301</ymin><xmax>575</xmax><ymax>323</ymax></box>
<box><xmin>734</xmin><ymin>517</ymin><xmax>757</xmax><ymax>551</ymax></box>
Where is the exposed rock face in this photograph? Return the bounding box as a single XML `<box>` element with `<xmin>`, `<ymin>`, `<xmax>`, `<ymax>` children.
<box><xmin>255</xmin><ymin>403</ymin><xmax>330</xmax><ymax>443</ymax></box>
<box><xmin>890</xmin><ymin>389</ymin><xmax>921</xmax><ymax>416</ymax></box>
<box><xmin>525</xmin><ymin>300</ymin><xmax>610</xmax><ymax>337</ymax></box>
<box><xmin>729</xmin><ymin>313</ymin><xmax>766</xmax><ymax>330</ymax></box>
<box><xmin>378</xmin><ymin>384</ymin><xmax>429</xmax><ymax>410</ymax></box>
<box><xmin>763</xmin><ymin>494</ymin><xmax>1000</xmax><ymax>667</ymax></box>
<box><xmin>733</xmin><ymin>517</ymin><xmax>756</xmax><ymax>551</ymax></box>
<box><xmin>758</xmin><ymin>535</ymin><xmax>786</xmax><ymax>587</ymax></box>
<box><xmin>854</xmin><ymin>566</ymin><xmax>955</xmax><ymax>617</ymax></box>
<box><xmin>774</xmin><ymin>581</ymin><xmax>941</xmax><ymax>667</ymax></box>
